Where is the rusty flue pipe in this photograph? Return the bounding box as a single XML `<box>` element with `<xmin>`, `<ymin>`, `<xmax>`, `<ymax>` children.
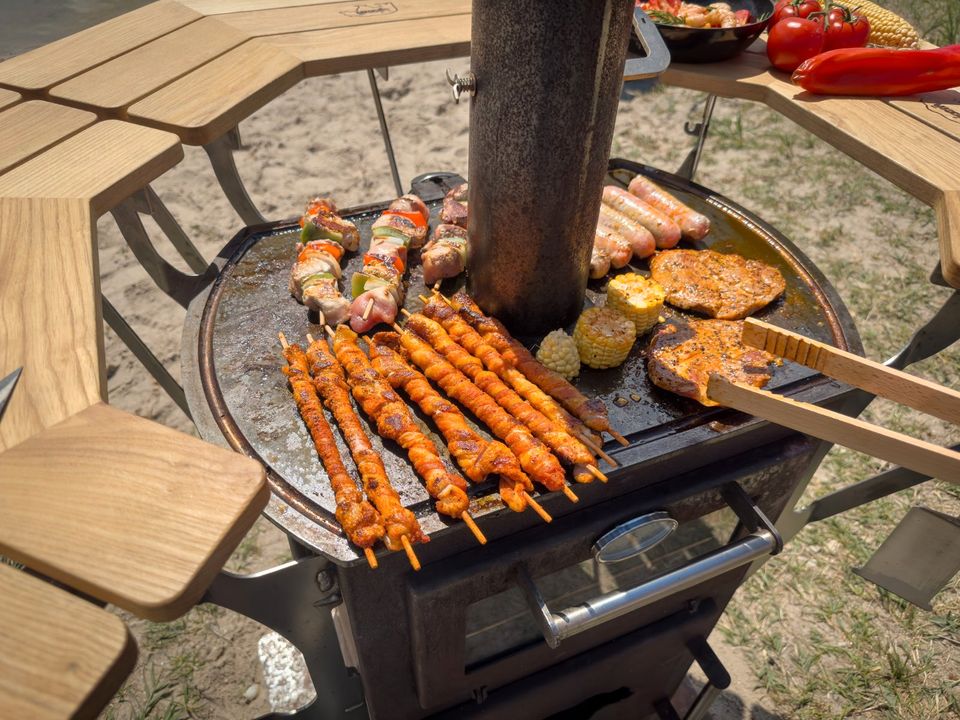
<box><xmin>466</xmin><ymin>0</ymin><xmax>635</xmax><ymax>334</ymax></box>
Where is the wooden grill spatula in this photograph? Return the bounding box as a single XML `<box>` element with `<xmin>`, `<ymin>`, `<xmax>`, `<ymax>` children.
<box><xmin>707</xmin><ymin>318</ymin><xmax>960</xmax><ymax>484</ymax></box>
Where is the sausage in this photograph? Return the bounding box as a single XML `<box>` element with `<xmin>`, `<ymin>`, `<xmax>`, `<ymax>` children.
<box><xmin>602</xmin><ymin>186</ymin><xmax>681</xmax><ymax>249</ymax></box>
<box><xmin>590</xmin><ymin>247</ymin><xmax>611</xmax><ymax>279</ymax></box>
<box><xmin>593</xmin><ymin>227</ymin><xmax>632</xmax><ymax>269</ymax></box>
<box><xmin>627</xmin><ymin>175</ymin><xmax>711</xmax><ymax>240</ymax></box>
<box><xmin>598</xmin><ymin>203</ymin><xmax>656</xmax><ymax>259</ymax></box>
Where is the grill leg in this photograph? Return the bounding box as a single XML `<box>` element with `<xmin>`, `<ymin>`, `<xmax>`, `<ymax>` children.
<box><xmin>203</xmin><ymin>126</ymin><xmax>268</xmax><ymax>225</ymax></box>
<box><xmin>203</xmin><ymin>559</ymin><xmax>365</xmax><ymax>719</ymax></box>
<box><xmin>676</xmin><ymin>94</ymin><xmax>717</xmax><ymax>182</ymax></box>
<box><xmin>367</xmin><ymin>68</ymin><xmax>404</xmax><ymax>197</ymax></box>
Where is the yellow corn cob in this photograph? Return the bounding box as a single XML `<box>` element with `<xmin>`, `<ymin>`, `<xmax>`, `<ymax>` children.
<box><xmin>606</xmin><ymin>273</ymin><xmax>666</xmax><ymax>335</ymax></box>
<box><xmin>536</xmin><ymin>329</ymin><xmax>581</xmax><ymax>380</ymax></box>
<box><xmin>832</xmin><ymin>0</ymin><xmax>920</xmax><ymax>48</ymax></box>
<box><xmin>573</xmin><ymin>306</ymin><xmax>636</xmax><ymax>369</ymax></box>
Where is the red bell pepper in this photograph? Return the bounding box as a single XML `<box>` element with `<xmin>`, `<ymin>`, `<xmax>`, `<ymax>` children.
<box><xmin>792</xmin><ymin>45</ymin><xmax>960</xmax><ymax>96</ymax></box>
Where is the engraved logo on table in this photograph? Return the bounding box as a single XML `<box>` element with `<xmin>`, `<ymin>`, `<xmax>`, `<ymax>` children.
<box><xmin>341</xmin><ymin>2</ymin><xmax>398</xmax><ymax>16</ymax></box>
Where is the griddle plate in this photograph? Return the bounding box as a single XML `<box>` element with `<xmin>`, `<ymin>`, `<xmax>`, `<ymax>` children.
<box><xmin>198</xmin><ymin>163</ymin><xmax>858</xmax><ymax>562</ymax></box>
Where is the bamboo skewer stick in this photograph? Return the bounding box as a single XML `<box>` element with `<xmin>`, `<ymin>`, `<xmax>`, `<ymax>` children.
<box><xmin>576</xmin><ymin>432</ymin><xmax>618</xmax><ymax>467</ymax></box>
<box><xmin>562</xmin><ymin>485</ymin><xmax>579</xmax><ymax>503</ymax></box>
<box><xmin>522</xmin><ymin>491</ymin><xmax>553</xmax><ymax>523</ymax></box>
<box><xmin>608</xmin><ymin>429</ymin><xmax>630</xmax><ymax>446</ymax></box>
<box><xmin>401</xmin><ymin>535</ymin><xmax>421</xmax><ymax>571</ymax></box>
<box><xmin>362</xmin><ymin>297</ymin><xmax>375</xmax><ymax>321</ymax></box>
<box><xmin>461</xmin><ymin>511</ymin><xmax>488</xmax><ymax>544</ymax></box>
<box><xmin>585</xmin><ymin>464</ymin><xmax>608</xmax><ymax>483</ymax></box>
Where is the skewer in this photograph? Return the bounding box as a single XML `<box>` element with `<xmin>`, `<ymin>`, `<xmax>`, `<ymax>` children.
<box><xmin>282</xmin><ymin>330</ymin><xmax>384</xmax><ymax>570</ymax></box>
<box><xmin>362</xmin><ymin>297</ymin><xmax>375</xmax><ymax>321</ymax></box>
<box><xmin>461</xmin><ymin>511</ymin><xmax>488</xmax><ymax>544</ymax></box>
<box><xmin>585</xmin><ymin>464</ymin><xmax>608</xmax><ymax>483</ymax></box>
<box><xmin>608</xmin><ymin>429</ymin><xmax>630</xmax><ymax>446</ymax></box>
<box><xmin>418</xmin><ymin>294</ymin><xmax>431</xmax><ymax>304</ymax></box>
<box><xmin>576</xmin><ymin>432</ymin><xmax>618</xmax><ymax>467</ymax></box>
<box><xmin>433</xmin><ymin>281</ymin><xmax>442</xmax><ymax>292</ymax></box>
<box><xmin>521</xmin><ymin>491</ymin><xmax>553</xmax><ymax>523</ymax></box>
<box><xmin>562</xmin><ymin>485</ymin><xmax>579</xmax><ymax>503</ymax></box>
<box><xmin>400</xmin><ymin>535</ymin><xmax>421</xmax><ymax>571</ymax></box>
<box><xmin>400</xmin><ymin>307</ymin><xmax>413</xmax><ymax>318</ymax></box>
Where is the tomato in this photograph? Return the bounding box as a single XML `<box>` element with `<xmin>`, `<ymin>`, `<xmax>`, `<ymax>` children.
<box><xmin>823</xmin><ymin>6</ymin><xmax>870</xmax><ymax>50</ymax></box>
<box><xmin>770</xmin><ymin>0</ymin><xmax>821</xmax><ymax>26</ymax></box>
<box><xmin>767</xmin><ymin>17</ymin><xmax>825</xmax><ymax>72</ymax></box>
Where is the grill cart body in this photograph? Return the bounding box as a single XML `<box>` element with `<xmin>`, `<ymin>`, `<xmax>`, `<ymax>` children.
<box><xmin>182</xmin><ymin>165</ymin><xmax>862</xmax><ymax>719</ymax></box>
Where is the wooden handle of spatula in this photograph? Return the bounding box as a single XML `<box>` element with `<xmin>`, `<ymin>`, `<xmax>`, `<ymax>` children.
<box><xmin>742</xmin><ymin>318</ymin><xmax>960</xmax><ymax>427</ymax></box>
<box><xmin>707</xmin><ymin>376</ymin><xmax>960</xmax><ymax>485</ymax></box>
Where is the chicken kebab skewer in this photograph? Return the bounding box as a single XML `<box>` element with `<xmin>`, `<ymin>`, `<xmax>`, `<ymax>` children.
<box><xmin>331</xmin><ymin>325</ymin><xmax>488</xmax><ymax>545</ymax></box>
<box><xmin>304</xmin><ymin>332</ymin><xmax>427</xmax><ymax>570</ymax></box>
<box><xmin>368</xmin><ymin>332</ymin><xmax>551</xmax><ymax>522</ymax></box>
<box><xmin>349</xmin><ymin>194</ymin><xmax>430</xmax><ymax>333</ymax></box>
<box><xmin>279</xmin><ymin>334</ymin><xmax>382</xmax><ymax>569</ymax></box>
<box><xmin>419</xmin><ymin>295</ymin><xmax>616</xmax><ymax>466</ymax></box>
<box><xmin>448</xmin><ymin>290</ymin><xmax>628</xmax><ymax>445</ymax></box>
<box><xmin>290</xmin><ymin>197</ymin><xmax>360</xmax><ymax>325</ymax></box>
<box><xmin>389</xmin><ymin>323</ymin><xmax>578</xmax><ymax>502</ymax></box>
<box><xmin>400</xmin><ymin>311</ymin><xmax>607</xmax><ymax>485</ymax></box>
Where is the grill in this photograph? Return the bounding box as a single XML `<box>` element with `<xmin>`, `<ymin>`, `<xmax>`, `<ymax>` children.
<box><xmin>181</xmin><ymin>162</ymin><xmax>861</xmax><ymax>719</ymax></box>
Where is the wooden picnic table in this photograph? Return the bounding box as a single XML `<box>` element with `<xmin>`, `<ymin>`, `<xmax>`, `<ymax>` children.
<box><xmin>0</xmin><ymin>2</ymin><xmax>957</xmax><ymax>717</ymax></box>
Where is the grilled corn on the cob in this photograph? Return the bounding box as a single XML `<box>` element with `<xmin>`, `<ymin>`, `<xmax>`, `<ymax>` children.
<box><xmin>536</xmin><ymin>329</ymin><xmax>581</xmax><ymax>380</ymax></box>
<box><xmin>607</xmin><ymin>273</ymin><xmax>665</xmax><ymax>334</ymax></box>
<box><xmin>573</xmin><ymin>307</ymin><xmax>636</xmax><ymax>369</ymax></box>
<box><xmin>833</xmin><ymin>0</ymin><xmax>920</xmax><ymax>48</ymax></box>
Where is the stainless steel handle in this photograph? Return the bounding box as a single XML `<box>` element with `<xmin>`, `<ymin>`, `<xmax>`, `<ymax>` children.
<box><xmin>519</xmin><ymin>529</ymin><xmax>778</xmax><ymax>649</ymax></box>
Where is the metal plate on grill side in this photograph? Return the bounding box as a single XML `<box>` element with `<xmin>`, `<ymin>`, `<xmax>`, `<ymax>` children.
<box><xmin>187</xmin><ymin>164</ymin><xmax>860</xmax><ymax>564</ymax></box>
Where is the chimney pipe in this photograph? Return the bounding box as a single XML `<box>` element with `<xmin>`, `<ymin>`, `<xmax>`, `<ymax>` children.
<box><xmin>466</xmin><ymin>0</ymin><xmax>635</xmax><ymax>334</ymax></box>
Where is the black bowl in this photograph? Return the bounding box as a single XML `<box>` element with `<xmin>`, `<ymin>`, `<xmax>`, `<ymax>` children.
<box><xmin>644</xmin><ymin>0</ymin><xmax>773</xmax><ymax>63</ymax></box>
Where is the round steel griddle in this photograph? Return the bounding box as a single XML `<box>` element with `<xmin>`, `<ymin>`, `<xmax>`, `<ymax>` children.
<box><xmin>182</xmin><ymin>164</ymin><xmax>860</xmax><ymax>564</ymax></box>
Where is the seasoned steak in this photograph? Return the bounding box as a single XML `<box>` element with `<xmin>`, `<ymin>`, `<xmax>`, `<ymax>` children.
<box><xmin>647</xmin><ymin>318</ymin><xmax>779</xmax><ymax>406</ymax></box>
<box><xmin>649</xmin><ymin>249</ymin><xmax>786</xmax><ymax>319</ymax></box>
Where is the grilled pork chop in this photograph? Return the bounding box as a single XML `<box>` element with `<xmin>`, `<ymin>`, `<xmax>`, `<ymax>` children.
<box><xmin>650</xmin><ymin>249</ymin><xmax>786</xmax><ymax>320</ymax></box>
<box><xmin>647</xmin><ymin>318</ymin><xmax>779</xmax><ymax>406</ymax></box>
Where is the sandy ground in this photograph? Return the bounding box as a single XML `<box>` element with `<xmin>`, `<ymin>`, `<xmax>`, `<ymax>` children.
<box><xmin>95</xmin><ymin>60</ymin><xmax>958</xmax><ymax>719</ymax></box>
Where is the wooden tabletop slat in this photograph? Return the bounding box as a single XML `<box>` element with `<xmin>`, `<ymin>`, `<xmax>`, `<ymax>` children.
<box><xmin>0</xmin><ymin>88</ymin><xmax>20</xmax><ymax>111</ymax></box>
<box><xmin>887</xmin><ymin>89</ymin><xmax>960</xmax><ymax>146</ymax></box>
<box><xmin>272</xmin><ymin>13</ymin><xmax>470</xmax><ymax>73</ymax></box>
<box><xmin>264</xmin><ymin>13</ymin><xmax>470</xmax><ymax>72</ymax></box>
<box><xmin>49</xmin><ymin>17</ymin><xmax>253</xmax><ymax>113</ymax></box>
<box><xmin>0</xmin><ymin>402</ymin><xmax>268</xmax><ymax>620</ymax></box>
<box><xmin>217</xmin><ymin>0</ymin><xmax>469</xmax><ymax>37</ymax></box>
<box><xmin>180</xmin><ymin>0</ymin><xmax>346</xmax><ymax>13</ymax></box>
<box><xmin>0</xmin><ymin>564</ymin><xmax>136</xmax><ymax>720</ymax></box>
<box><xmin>127</xmin><ymin>39</ymin><xmax>303</xmax><ymax>145</ymax></box>
<box><xmin>0</xmin><ymin>1</ymin><xmax>202</xmax><ymax>92</ymax></box>
<box><xmin>0</xmin><ymin>120</ymin><xmax>182</xmax><ymax>216</ymax></box>
<box><xmin>0</xmin><ymin>101</ymin><xmax>97</xmax><ymax>175</ymax></box>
